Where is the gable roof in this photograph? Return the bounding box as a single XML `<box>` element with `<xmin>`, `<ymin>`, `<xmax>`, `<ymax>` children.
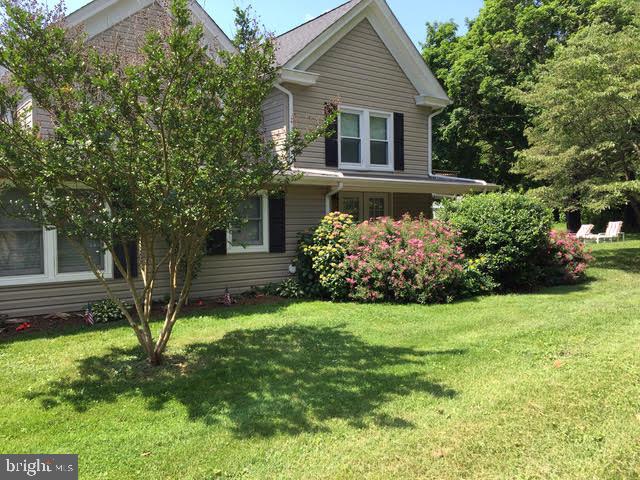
<box><xmin>275</xmin><ymin>0</ymin><xmax>450</xmax><ymax>107</ymax></box>
<box><xmin>65</xmin><ymin>0</ymin><xmax>234</xmax><ymax>52</ymax></box>
<box><xmin>275</xmin><ymin>0</ymin><xmax>362</xmax><ymax>66</ymax></box>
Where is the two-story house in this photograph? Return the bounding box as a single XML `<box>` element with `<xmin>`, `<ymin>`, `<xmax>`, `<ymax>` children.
<box><xmin>0</xmin><ymin>0</ymin><xmax>496</xmax><ymax>317</ymax></box>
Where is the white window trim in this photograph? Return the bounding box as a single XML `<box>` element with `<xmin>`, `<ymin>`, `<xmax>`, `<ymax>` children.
<box><xmin>226</xmin><ymin>192</ymin><xmax>270</xmax><ymax>254</ymax></box>
<box><xmin>0</xmin><ymin>227</ymin><xmax>113</xmax><ymax>287</ymax></box>
<box><xmin>338</xmin><ymin>106</ymin><xmax>394</xmax><ymax>172</ymax></box>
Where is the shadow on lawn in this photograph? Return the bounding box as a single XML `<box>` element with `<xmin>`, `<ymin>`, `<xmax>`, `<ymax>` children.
<box><xmin>27</xmin><ymin>324</ymin><xmax>461</xmax><ymax>437</ymax></box>
<box><xmin>592</xmin><ymin>246</ymin><xmax>640</xmax><ymax>273</ymax></box>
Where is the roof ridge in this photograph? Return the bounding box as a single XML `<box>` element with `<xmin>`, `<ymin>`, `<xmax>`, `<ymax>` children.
<box><xmin>277</xmin><ymin>0</ymin><xmax>355</xmax><ymax>39</ymax></box>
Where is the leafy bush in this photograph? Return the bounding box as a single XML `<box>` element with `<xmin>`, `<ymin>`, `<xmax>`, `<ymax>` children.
<box><xmin>440</xmin><ymin>193</ymin><xmax>553</xmax><ymax>291</ymax></box>
<box><xmin>262</xmin><ymin>278</ymin><xmax>307</xmax><ymax>299</ymax></box>
<box><xmin>543</xmin><ymin>230</ymin><xmax>593</xmax><ymax>285</ymax></box>
<box><xmin>461</xmin><ymin>256</ymin><xmax>499</xmax><ymax>296</ymax></box>
<box><xmin>298</xmin><ymin>212</ymin><xmax>355</xmax><ymax>299</ymax></box>
<box><xmin>91</xmin><ymin>299</ymin><xmax>127</xmax><ymax>323</ymax></box>
<box><xmin>340</xmin><ymin>216</ymin><xmax>466</xmax><ymax>304</ymax></box>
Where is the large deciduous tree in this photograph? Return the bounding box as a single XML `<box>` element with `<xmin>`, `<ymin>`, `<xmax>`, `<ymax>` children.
<box><xmin>0</xmin><ymin>0</ymin><xmax>329</xmax><ymax>364</ymax></box>
<box><xmin>421</xmin><ymin>0</ymin><xmax>638</xmax><ymax>187</ymax></box>
<box><xmin>514</xmin><ymin>21</ymin><xmax>640</xmax><ymax>225</ymax></box>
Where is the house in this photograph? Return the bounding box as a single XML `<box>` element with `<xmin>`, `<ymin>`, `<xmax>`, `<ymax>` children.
<box><xmin>0</xmin><ymin>0</ymin><xmax>496</xmax><ymax>317</ymax></box>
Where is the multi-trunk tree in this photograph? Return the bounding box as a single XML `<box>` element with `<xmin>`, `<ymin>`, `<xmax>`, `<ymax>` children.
<box><xmin>0</xmin><ymin>0</ymin><xmax>330</xmax><ymax>364</ymax></box>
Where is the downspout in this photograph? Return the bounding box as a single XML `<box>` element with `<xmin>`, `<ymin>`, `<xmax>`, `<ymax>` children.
<box><xmin>325</xmin><ymin>182</ymin><xmax>344</xmax><ymax>214</ymax></box>
<box><xmin>274</xmin><ymin>83</ymin><xmax>294</xmax><ymax>133</ymax></box>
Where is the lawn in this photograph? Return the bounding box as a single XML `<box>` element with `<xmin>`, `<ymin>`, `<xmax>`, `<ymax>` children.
<box><xmin>1</xmin><ymin>239</ymin><xmax>639</xmax><ymax>479</ymax></box>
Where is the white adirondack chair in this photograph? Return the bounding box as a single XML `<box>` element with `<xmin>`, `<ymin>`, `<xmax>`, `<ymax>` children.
<box><xmin>574</xmin><ymin>224</ymin><xmax>594</xmax><ymax>240</ymax></box>
<box><xmin>594</xmin><ymin>221</ymin><xmax>625</xmax><ymax>243</ymax></box>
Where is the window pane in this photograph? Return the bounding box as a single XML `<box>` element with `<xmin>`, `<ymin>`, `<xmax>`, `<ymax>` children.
<box><xmin>342</xmin><ymin>196</ymin><xmax>361</xmax><ymax>220</ymax></box>
<box><xmin>371</xmin><ymin>140</ymin><xmax>388</xmax><ymax>165</ymax></box>
<box><xmin>57</xmin><ymin>235</ymin><xmax>104</xmax><ymax>273</ymax></box>
<box><xmin>341</xmin><ymin>113</ymin><xmax>360</xmax><ymax>138</ymax></box>
<box><xmin>0</xmin><ymin>231</ymin><xmax>44</xmax><ymax>276</ymax></box>
<box><xmin>341</xmin><ymin>138</ymin><xmax>361</xmax><ymax>164</ymax></box>
<box><xmin>238</xmin><ymin>197</ymin><xmax>261</xmax><ymax>220</ymax></box>
<box><xmin>370</xmin><ymin>116</ymin><xmax>388</xmax><ymax>141</ymax></box>
<box><xmin>368</xmin><ymin>197</ymin><xmax>386</xmax><ymax>219</ymax></box>
<box><xmin>231</xmin><ymin>219</ymin><xmax>262</xmax><ymax>246</ymax></box>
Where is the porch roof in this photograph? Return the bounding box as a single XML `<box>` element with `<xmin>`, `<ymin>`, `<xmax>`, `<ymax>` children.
<box><xmin>288</xmin><ymin>168</ymin><xmax>499</xmax><ymax>195</ymax></box>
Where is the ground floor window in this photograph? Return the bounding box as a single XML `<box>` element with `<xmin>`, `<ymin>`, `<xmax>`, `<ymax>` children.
<box><xmin>339</xmin><ymin>192</ymin><xmax>390</xmax><ymax>221</ymax></box>
<box><xmin>227</xmin><ymin>193</ymin><xmax>270</xmax><ymax>254</ymax></box>
<box><xmin>0</xmin><ymin>191</ymin><xmax>112</xmax><ymax>286</ymax></box>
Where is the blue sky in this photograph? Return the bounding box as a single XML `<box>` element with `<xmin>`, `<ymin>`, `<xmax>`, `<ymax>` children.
<box><xmin>65</xmin><ymin>0</ymin><xmax>484</xmax><ymax>46</ymax></box>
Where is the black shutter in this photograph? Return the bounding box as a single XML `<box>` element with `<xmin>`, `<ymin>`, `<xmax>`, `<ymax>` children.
<box><xmin>394</xmin><ymin>112</ymin><xmax>405</xmax><ymax>171</ymax></box>
<box><xmin>113</xmin><ymin>241</ymin><xmax>138</xmax><ymax>279</ymax></box>
<box><xmin>269</xmin><ymin>195</ymin><xmax>286</xmax><ymax>253</ymax></box>
<box><xmin>206</xmin><ymin>230</ymin><xmax>227</xmax><ymax>255</ymax></box>
<box><xmin>325</xmin><ymin>104</ymin><xmax>339</xmax><ymax>168</ymax></box>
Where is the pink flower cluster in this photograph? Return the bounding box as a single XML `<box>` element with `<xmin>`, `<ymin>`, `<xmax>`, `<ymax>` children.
<box><xmin>546</xmin><ymin>230</ymin><xmax>593</xmax><ymax>283</ymax></box>
<box><xmin>340</xmin><ymin>215</ymin><xmax>465</xmax><ymax>304</ymax></box>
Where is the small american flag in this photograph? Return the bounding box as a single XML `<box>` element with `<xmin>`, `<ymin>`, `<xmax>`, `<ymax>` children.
<box><xmin>84</xmin><ymin>305</ymin><xmax>95</xmax><ymax>326</ymax></box>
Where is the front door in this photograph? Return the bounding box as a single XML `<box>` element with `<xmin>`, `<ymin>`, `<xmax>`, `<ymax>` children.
<box><xmin>339</xmin><ymin>193</ymin><xmax>390</xmax><ymax>221</ymax></box>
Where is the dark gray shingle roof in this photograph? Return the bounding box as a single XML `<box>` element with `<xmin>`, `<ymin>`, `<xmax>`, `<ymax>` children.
<box><xmin>274</xmin><ymin>0</ymin><xmax>363</xmax><ymax>66</ymax></box>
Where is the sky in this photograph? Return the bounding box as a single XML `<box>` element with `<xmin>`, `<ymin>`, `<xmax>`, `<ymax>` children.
<box><xmin>64</xmin><ymin>0</ymin><xmax>485</xmax><ymax>46</ymax></box>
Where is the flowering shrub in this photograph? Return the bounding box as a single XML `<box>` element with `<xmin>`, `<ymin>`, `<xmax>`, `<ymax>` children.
<box><xmin>340</xmin><ymin>216</ymin><xmax>466</xmax><ymax>304</ymax></box>
<box><xmin>298</xmin><ymin>212</ymin><xmax>355</xmax><ymax>299</ymax></box>
<box><xmin>543</xmin><ymin>230</ymin><xmax>593</xmax><ymax>284</ymax></box>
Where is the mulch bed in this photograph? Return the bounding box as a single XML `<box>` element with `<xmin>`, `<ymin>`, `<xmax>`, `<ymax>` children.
<box><xmin>0</xmin><ymin>294</ymin><xmax>285</xmax><ymax>342</ymax></box>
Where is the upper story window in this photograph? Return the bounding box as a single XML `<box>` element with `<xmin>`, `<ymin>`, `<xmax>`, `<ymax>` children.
<box><xmin>0</xmin><ymin>190</ymin><xmax>112</xmax><ymax>286</ymax></box>
<box><xmin>339</xmin><ymin>107</ymin><xmax>393</xmax><ymax>171</ymax></box>
<box><xmin>227</xmin><ymin>193</ymin><xmax>269</xmax><ymax>254</ymax></box>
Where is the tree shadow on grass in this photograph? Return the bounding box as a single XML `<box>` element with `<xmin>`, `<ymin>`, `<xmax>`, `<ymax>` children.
<box><xmin>592</xmin><ymin>247</ymin><xmax>640</xmax><ymax>273</ymax></box>
<box><xmin>27</xmin><ymin>324</ymin><xmax>461</xmax><ymax>437</ymax></box>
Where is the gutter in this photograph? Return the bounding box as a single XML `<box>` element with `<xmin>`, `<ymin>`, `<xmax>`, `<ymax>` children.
<box><xmin>325</xmin><ymin>182</ymin><xmax>344</xmax><ymax>214</ymax></box>
<box><xmin>274</xmin><ymin>83</ymin><xmax>294</xmax><ymax>133</ymax></box>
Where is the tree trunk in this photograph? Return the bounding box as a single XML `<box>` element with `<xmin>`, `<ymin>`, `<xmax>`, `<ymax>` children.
<box><xmin>566</xmin><ymin>209</ymin><xmax>582</xmax><ymax>233</ymax></box>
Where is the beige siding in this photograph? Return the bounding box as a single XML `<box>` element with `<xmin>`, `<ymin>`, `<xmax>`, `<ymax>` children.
<box><xmin>190</xmin><ymin>185</ymin><xmax>325</xmax><ymax>298</ymax></box>
<box><xmin>288</xmin><ymin>19</ymin><xmax>431</xmax><ymax>177</ymax></box>
<box><xmin>261</xmin><ymin>88</ymin><xmax>289</xmax><ymax>154</ymax></box>
<box><xmin>0</xmin><ymin>186</ymin><xmax>326</xmax><ymax>317</ymax></box>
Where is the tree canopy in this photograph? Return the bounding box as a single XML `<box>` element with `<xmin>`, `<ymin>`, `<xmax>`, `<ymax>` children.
<box><xmin>422</xmin><ymin>0</ymin><xmax>638</xmax><ymax>187</ymax></box>
<box><xmin>514</xmin><ymin>21</ymin><xmax>640</xmax><ymax>224</ymax></box>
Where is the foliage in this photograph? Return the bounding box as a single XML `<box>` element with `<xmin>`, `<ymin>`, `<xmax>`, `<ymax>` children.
<box><xmin>91</xmin><ymin>299</ymin><xmax>128</xmax><ymax>324</ymax></box>
<box><xmin>543</xmin><ymin>230</ymin><xmax>593</xmax><ymax>285</ymax></box>
<box><xmin>298</xmin><ymin>212</ymin><xmax>354</xmax><ymax>300</ymax></box>
<box><xmin>262</xmin><ymin>278</ymin><xmax>307</xmax><ymax>299</ymax></box>
<box><xmin>461</xmin><ymin>256</ymin><xmax>499</xmax><ymax>297</ymax></box>
<box><xmin>421</xmin><ymin>0</ymin><xmax>638</xmax><ymax>187</ymax></box>
<box><xmin>0</xmin><ymin>0</ymin><xmax>330</xmax><ymax>364</ymax></box>
<box><xmin>439</xmin><ymin>193</ymin><xmax>554</xmax><ymax>290</ymax></box>
<box><xmin>340</xmin><ymin>216</ymin><xmax>465</xmax><ymax>304</ymax></box>
<box><xmin>514</xmin><ymin>21</ymin><xmax>640</xmax><ymax>225</ymax></box>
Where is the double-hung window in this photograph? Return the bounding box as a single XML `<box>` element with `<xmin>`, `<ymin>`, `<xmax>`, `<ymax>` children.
<box><xmin>339</xmin><ymin>107</ymin><xmax>393</xmax><ymax>171</ymax></box>
<box><xmin>0</xmin><ymin>190</ymin><xmax>112</xmax><ymax>286</ymax></box>
<box><xmin>227</xmin><ymin>193</ymin><xmax>269</xmax><ymax>254</ymax></box>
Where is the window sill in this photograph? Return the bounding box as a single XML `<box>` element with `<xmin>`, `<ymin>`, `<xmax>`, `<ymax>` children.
<box><xmin>0</xmin><ymin>271</ymin><xmax>112</xmax><ymax>287</ymax></box>
<box><xmin>226</xmin><ymin>245</ymin><xmax>270</xmax><ymax>254</ymax></box>
<box><xmin>339</xmin><ymin>164</ymin><xmax>394</xmax><ymax>172</ymax></box>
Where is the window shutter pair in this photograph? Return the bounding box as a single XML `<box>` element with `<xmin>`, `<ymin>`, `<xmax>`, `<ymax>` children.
<box><xmin>324</xmin><ymin>110</ymin><xmax>405</xmax><ymax>171</ymax></box>
<box><xmin>206</xmin><ymin>195</ymin><xmax>287</xmax><ymax>255</ymax></box>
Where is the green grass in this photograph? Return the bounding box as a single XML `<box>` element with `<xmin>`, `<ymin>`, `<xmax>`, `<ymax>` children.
<box><xmin>1</xmin><ymin>239</ymin><xmax>640</xmax><ymax>479</ymax></box>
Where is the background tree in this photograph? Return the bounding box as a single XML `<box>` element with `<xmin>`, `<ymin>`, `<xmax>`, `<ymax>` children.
<box><xmin>513</xmin><ymin>21</ymin><xmax>640</xmax><ymax>226</ymax></box>
<box><xmin>422</xmin><ymin>0</ymin><xmax>638</xmax><ymax>187</ymax></box>
<box><xmin>0</xmin><ymin>0</ymin><xmax>329</xmax><ymax>365</ymax></box>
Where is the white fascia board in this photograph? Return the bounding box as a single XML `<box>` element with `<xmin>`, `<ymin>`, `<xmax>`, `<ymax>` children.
<box><xmin>279</xmin><ymin>68</ymin><xmax>320</xmax><ymax>86</ymax></box>
<box><xmin>284</xmin><ymin>0</ymin><xmax>450</xmax><ymax>103</ymax></box>
<box><xmin>415</xmin><ymin>95</ymin><xmax>452</xmax><ymax>109</ymax></box>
